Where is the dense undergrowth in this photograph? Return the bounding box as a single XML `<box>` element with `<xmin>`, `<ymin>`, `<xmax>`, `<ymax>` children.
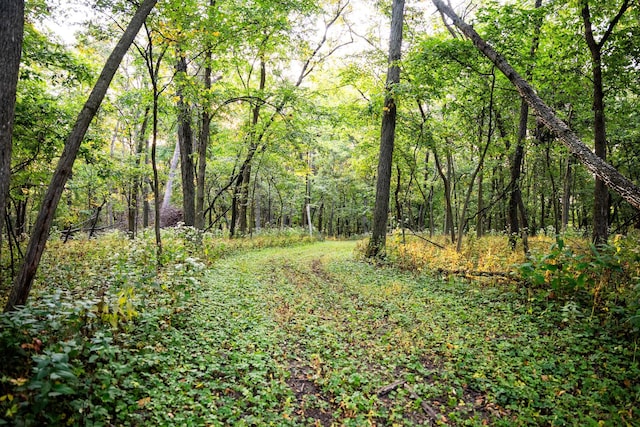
<box><xmin>380</xmin><ymin>231</ymin><xmax>640</xmax><ymax>337</ymax></box>
<box><xmin>0</xmin><ymin>227</ymin><xmax>317</xmax><ymax>426</ymax></box>
<box><xmin>0</xmin><ymin>228</ymin><xmax>639</xmax><ymax>426</ymax></box>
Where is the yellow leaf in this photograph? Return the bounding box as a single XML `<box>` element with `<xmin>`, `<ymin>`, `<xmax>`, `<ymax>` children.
<box><xmin>9</xmin><ymin>378</ymin><xmax>27</xmax><ymax>386</ymax></box>
<box><xmin>137</xmin><ymin>397</ymin><xmax>151</xmax><ymax>408</ymax></box>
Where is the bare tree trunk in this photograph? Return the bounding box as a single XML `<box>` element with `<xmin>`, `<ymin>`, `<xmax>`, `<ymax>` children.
<box><xmin>176</xmin><ymin>53</ymin><xmax>196</xmax><ymax>226</ymax></box>
<box><xmin>142</xmin><ymin>136</ymin><xmax>150</xmax><ymax>228</ymax></box>
<box><xmin>5</xmin><ymin>0</ymin><xmax>157</xmax><ymax>311</ymax></box>
<box><xmin>431</xmin><ymin>0</ymin><xmax>640</xmax><ymax>212</ymax></box>
<box><xmin>394</xmin><ymin>164</ymin><xmax>402</xmax><ymax>227</ymax></box>
<box><xmin>128</xmin><ymin>106</ymin><xmax>150</xmax><ymax>238</ymax></box>
<box><xmin>237</xmin><ymin>57</ymin><xmax>266</xmax><ymax>236</ymax></box>
<box><xmin>562</xmin><ymin>156</ymin><xmax>573</xmax><ymax>231</ymax></box>
<box><xmin>367</xmin><ymin>0</ymin><xmax>405</xmax><ymax>257</ymax></box>
<box><xmin>196</xmin><ymin>64</ymin><xmax>211</xmax><ymax>230</ymax></box>
<box><xmin>196</xmin><ymin>0</ymin><xmax>216</xmax><ymax>230</ymax></box>
<box><xmin>581</xmin><ymin>0</ymin><xmax>629</xmax><ymax>243</ymax></box>
<box><xmin>0</xmin><ymin>0</ymin><xmax>24</xmax><ymax>290</ymax></box>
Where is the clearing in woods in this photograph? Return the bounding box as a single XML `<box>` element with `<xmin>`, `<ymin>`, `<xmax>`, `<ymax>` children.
<box><xmin>133</xmin><ymin>240</ymin><xmax>637</xmax><ymax>426</ymax></box>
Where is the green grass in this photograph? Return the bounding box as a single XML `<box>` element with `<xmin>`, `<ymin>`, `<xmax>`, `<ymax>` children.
<box><xmin>123</xmin><ymin>241</ymin><xmax>640</xmax><ymax>426</ymax></box>
<box><xmin>2</xmin><ymin>236</ymin><xmax>639</xmax><ymax>425</ymax></box>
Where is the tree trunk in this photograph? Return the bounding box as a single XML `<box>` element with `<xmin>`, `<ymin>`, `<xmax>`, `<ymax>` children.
<box><xmin>581</xmin><ymin>1</ymin><xmax>629</xmax><ymax>243</ymax></box>
<box><xmin>128</xmin><ymin>106</ymin><xmax>150</xmax><ymax>238</ymax></box>
<box><xmin>508</xmin><ymin>0</ymin><xmax>541</xmax><ymax>252</ymax></box>
<box><xmin>176</xmin><ymin>54</ymin><xmax>196</xmax><ymax>226</ymax></box>
<box><xmin>196</xmin><ymin>0</ymin><xmax>216</xmax><ymax>230</ymax></box>
<box><xmin>394</xmin><ymin>164</ymin><xmax>402</xmax><ymax>227</ymax></box>
<box><xmin>142</xmin><ymin>136</ymin><xmax>150</xmax><ymax>228</ymax></box>
<box><xmin>162</xmin><ymin>142</ymin><xmax>180</xmax><ymax>213</ymax></box>
<box><xmin>431</xmin><ymin>0</ymin><xmax>640</xmax><ymax>212</ymax></box>
<box><xmin>195</xmin><ymin>64</ymin><xmax>211</xmax><ymax>230</ymax></box>
<box><xmin>237</xmin><ymin>58</ymin><xmax>266</xmax><ymax>236</ymax></box>
<box><xmin>5</xmin><ymin>0</ymin><xmax>157</xmax><ymax>311</ymax></box>
<box><xmin>0</xmin><ymin>0</ymin><xmax>24</xmax><ymax>290</ymax></box>
<box><xmin>367</xmin><ymin>0</ymin><xmax>405</xmax><ymax>258</ymax></box>
<box><xmin>562</xmin><ymin>156</ymin><xmax>573</xmax><ymax>231</ymax></box>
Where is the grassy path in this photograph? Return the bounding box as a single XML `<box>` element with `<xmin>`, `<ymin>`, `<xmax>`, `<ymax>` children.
<box><xmin>132</xmin><ymin>241</ymin><xmax>638</xmax><ymax>426</ymax></box>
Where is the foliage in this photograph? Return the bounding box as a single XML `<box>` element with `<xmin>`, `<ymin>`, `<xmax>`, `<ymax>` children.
<box><xmin>380</xmin><ymin>231</ymin><xmax>640</xmax><ymax>339</ymax></box>
<box><xmin>383</xmin><ymin>232</ymin><xmax>532</xmax><ymax>272</ymax></box>
<box><xmin>0</xmin><ymin>228</ymin><xmax>318</xmax><ymax>425</ymax></box>
<box><xmin>3</xmin><ymin>237</ymin><xmax>640</xmax><ymax>425</ymax></box>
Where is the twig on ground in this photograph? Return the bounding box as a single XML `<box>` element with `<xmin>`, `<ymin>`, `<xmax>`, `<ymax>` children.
<box><xmin>376</xmin><ymin>380</ymin><xmax>406</xmax><ymax>397</ymax></box>
<box><xmin>404</xmin><ymin>383</ymin><xmax>440</xmax><ymax>423</ymax></box>
<box><xmin>435</xmin><ymin>268</ymin><xmax>514</xmax><ymax>279</ymax></box>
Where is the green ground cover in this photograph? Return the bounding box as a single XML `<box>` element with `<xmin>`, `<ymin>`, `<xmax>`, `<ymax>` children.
<box><xmin>1</xmin><ymin>235</ymin><xmax>639</xmax><ymax>426</ymax></box>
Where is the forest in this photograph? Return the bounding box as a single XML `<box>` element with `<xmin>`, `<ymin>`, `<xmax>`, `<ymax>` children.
<box><xmin>1</xmin><ymin>0</ymin><xmax>639</xmax><ymax>425</ymax></box>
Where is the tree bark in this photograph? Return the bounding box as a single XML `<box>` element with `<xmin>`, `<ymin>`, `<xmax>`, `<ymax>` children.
<box><xmin>128</xmin><ymin>106</ymin><xmax>150</xmax><ymax>238</ymax></box>
<box><xmin>0</xmin><ymin>0</ymin><xmax>24</xmax><ymax>290</ymax></box>
<box><xmin>176</xmin><ymin>54</ymin><xmax>196</xmax><ymax>226</ymax></box>
<box><xmin>367</xmin><ymin>0</ymin><xmax>405</xmax><ymax>258</ymax></box>
<box><xmin>195</xmin><ymin>61</ymin><xmax>211</xmax><ymax>230</ymax></box>
<box><xmin>432</xmin><ymin>0</ymin><xmax>640</xmax><ymax>212</ymax></box>
<box><xmin>581</xmin><ymin>0</ymin><xmax>629</xmax><ymax>243</ymax></box>
<box><xmin>5</xmin><ymin>0</ymin><xmax>157</xmax><ymax>312</ymax></box>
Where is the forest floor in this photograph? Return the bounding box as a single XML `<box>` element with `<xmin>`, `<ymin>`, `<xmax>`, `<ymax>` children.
<box><xmin>127</xmin><ymin>240</ymin><xmax>638</xmax><ymax>426</ymax></box>
<box><xmin>2</xmin><ymin>235</ymin><xmax>639</xmax><ymax>426</ymax></box>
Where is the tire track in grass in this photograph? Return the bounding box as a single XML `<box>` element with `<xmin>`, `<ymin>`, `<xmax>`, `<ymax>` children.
<box><xmin>250</xmin><ymin>242</ymin><xmax>449</xmax><ymax>426</ymax></box>
<box><xmin>134</xmin><ymin>240</ymin><xmax>639</xmax><ymax>426</ymax></box>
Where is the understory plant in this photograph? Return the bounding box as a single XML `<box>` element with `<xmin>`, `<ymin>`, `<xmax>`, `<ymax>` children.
<box><xmin>0</xmin><ymin>227</ymin><xmax>317</xmax><ymax>425</ymax></box>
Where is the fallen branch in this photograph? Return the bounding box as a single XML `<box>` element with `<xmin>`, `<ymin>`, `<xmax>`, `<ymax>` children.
<box><xmin>406</xmin><ymin>229</ymin><xmax>446</xmax><ymax>249</ymax></box>
<box><xmin>435</xmin><ymin>268</ymin><xmax>514</xmax><ymax>279</ymax></box>
<box><xmin>376</xmin><ymin>380</ymin><xmax>405</xmax><ymax>397</ymax></box>
<box><xmin>403</xmin><ymin>383</ymin><xmax>440</xmax><ymax>423</ymax></box>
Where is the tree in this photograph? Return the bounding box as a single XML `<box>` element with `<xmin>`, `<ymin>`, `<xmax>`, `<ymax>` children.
<box><xmin>5</xmin><ymin>0</ymin><xmax>157</xmax><ymax>312</ymax></box>
<box><xmin>581</xmin><ymin>0</ymin><xmax>631</xmax><ymax>243</ymax></box>
<box><xmin>228</xmin><ymin>0</ymin><xmax>351</xmax><ymax>236</ymax></box>
<box><xmin>431</xmin><ymin>0</ymin><xmax>640</xmax><ymax>214</ymax></box>
<box><xmin>508</xmin><ymin>0</ymin><xmax>542</xmax><ymax>253</ymax></box>
<box><xmin>366</xmin><ymin>0</ymin><xmax>405</xmax><ymax>258</ymax></box>
<box><xmin>175</xmin><ymin>52</ymin><xmax>196</xmax><ymax>226</ymax></box>
<box><xmin>0</xmin><ymin>0</ymin><xmax>25</xmax><ymax>287</ymax></box>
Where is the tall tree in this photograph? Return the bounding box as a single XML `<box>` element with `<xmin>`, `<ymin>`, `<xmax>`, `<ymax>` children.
<box><xmin>5</xmin><ymin>0</ymin><xmax>157</xmax><ymax>312</ymax></box>
<box><xmin>195</xmin><ymin>0</ymin><xmax>217</xmax><ymax>231</ymax></box>
<box><xmin>581</xmin><ymin>0</ymin><xmax>630</xmax><ymax>244</ymax></box>
<box><xmin>176</xmin><ymin>53</ymin><xmax>196</xmax><ymax>226</ymax></box>
<box><xmin>509</xmin><ymin>0</ymin><xmax>542</xmax><ymax>253</ymax></box>
<box><xmin>0</xmin><ymin>0</ymin><xmax>25</xmax><ymax>287</ymax></box>
<box><xmin>367</xmin><ymin>0</ymin><xmax>405</xmax><ymax>257</ymax></box>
